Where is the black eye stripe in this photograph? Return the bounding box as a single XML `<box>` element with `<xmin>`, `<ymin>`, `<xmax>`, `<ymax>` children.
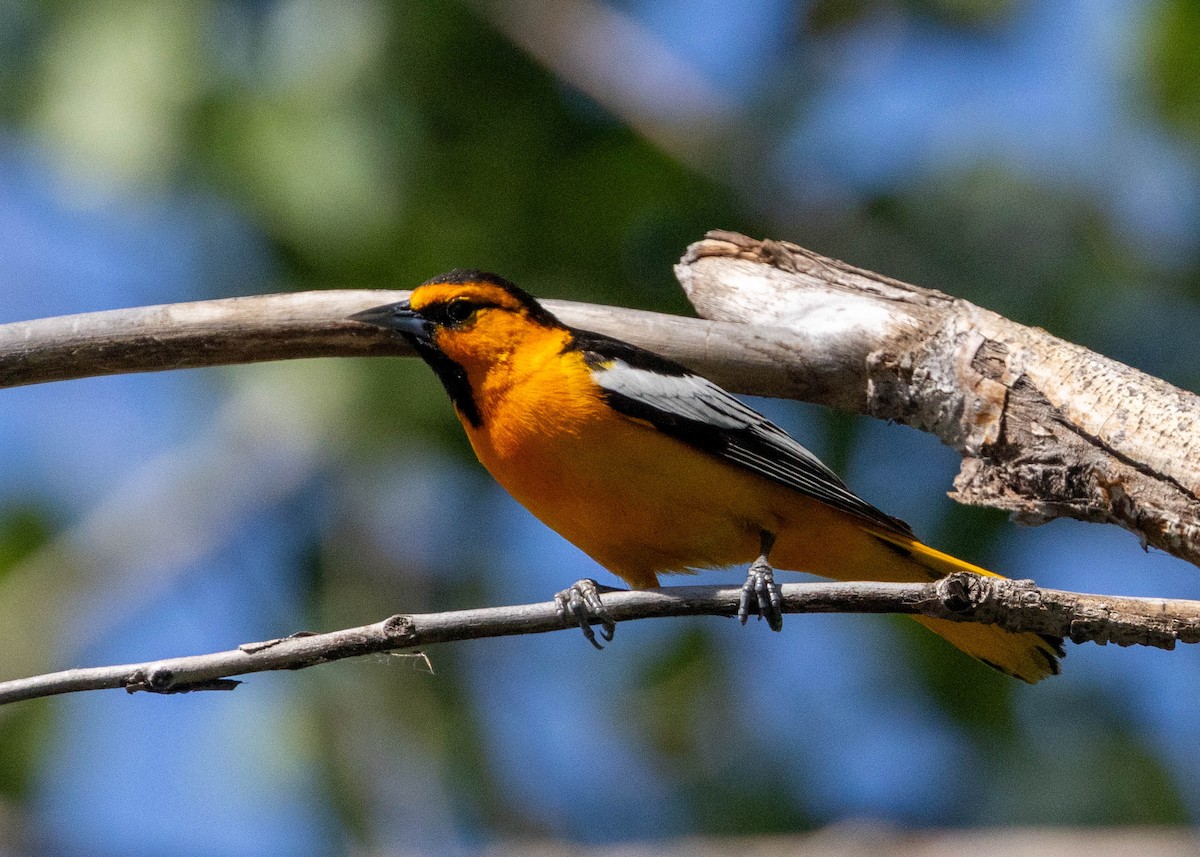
<box><xmin>427</xmin><ymin>298</ymin><xmax>497</xmax><ymax>326</ymax></box>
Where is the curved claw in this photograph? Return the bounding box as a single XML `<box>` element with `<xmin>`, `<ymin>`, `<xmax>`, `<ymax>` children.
<box><xmin>738</xmin><ymin>558</ymin><xmax>784</xmax><ymax>632</ymax></box>
<box><xmin>554</xmin><ymin>578</ymin><xmax>618</xmax><ymax>649</ymax></box>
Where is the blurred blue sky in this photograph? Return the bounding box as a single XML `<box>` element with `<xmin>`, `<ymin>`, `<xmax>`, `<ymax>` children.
<box><xmin>786</xmin><ymin>0</ymin><xmax>1200</xmax><ymax>256</ymax></box>
<box><xmin>2</xmin><ymin>1</ymin><xmax>1199</xmax><ymax>855</ymax></box>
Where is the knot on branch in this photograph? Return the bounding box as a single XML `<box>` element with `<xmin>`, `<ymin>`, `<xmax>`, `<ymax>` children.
<box><xmin>934</xmin><ymin>572</ymin><xmax>1043</xmax><ymax>625</ymax></box>
<box><xmin>935</xmin><ymin>571</ymin><xmax>989</xmax><ymax>613</ymax></box>
<box><xmin>933</xmin><ymin>572</ymin><xmax>1200</xmax><ymax>650</ymax></box>
<box><xmin>381</xmin><ymin>614</ymin><xmax>415</xmax><ymax>641</ymax></box>
<box><xmin>124</xmin><ymin>667</ymin><xmax>241</xmax><ymax>695</ymax></box>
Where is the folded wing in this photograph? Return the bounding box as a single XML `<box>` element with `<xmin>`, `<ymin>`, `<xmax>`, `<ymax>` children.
<box><xmin>568</xmin><ymin>329</ymin><xmax>914</xmax><ymax>538</ymax></box>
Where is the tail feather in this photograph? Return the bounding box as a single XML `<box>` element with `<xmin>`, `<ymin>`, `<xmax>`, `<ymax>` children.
<box><xmin>872</xmin><ymin>533</ymin><xmax>1063</xmax><ymax>683</ymax></box>
<box><xmin>909</xmin><ymin>615</ymin><xmax>1063</xmax><ymax>683</ymax></box>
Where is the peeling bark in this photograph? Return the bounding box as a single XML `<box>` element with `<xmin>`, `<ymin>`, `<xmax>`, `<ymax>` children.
<box><xmin>676</xmin><ymin>230</ymin><xmax>1200</xmax><ymax>567</ymax></box>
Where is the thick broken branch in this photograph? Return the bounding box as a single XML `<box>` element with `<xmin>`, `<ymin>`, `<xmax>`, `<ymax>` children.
<box><xmin>3</xmin><ymin>574</ymin><xmax>1200</xmax><ymax>705</ymax></box>
<box><xmin>677</xmin><ymin>231</ymin><xmax>1200</xmax><ymax>567</ymax></box>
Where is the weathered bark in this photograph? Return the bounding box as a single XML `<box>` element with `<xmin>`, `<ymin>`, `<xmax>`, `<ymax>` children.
<box><xmin>676</xmin><ymin>231</ymin><xmax>1200</xmax><ymax>567</ymax></box>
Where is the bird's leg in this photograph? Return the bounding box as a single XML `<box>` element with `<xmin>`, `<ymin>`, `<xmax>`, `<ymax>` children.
<box><xmin>739</xmin><ymin>531</ymin><xmax>783</xmax><ymax>632</ymax></box>
<box><xmin>554</xmin><ymin>578</ymin><xmax>620</xmax><ymax>649</ymax></box>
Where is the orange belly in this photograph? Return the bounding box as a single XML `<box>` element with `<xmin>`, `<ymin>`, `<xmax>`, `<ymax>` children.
<box><xmin>478</xmin><ymin>415</ymin><xmax>771</xmax><ymax>586</ymax></box>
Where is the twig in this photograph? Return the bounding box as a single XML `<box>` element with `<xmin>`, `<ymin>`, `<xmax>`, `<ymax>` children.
<box><xmin>4</xmin><ymin>574</ymin><xmax>1200</xmax><ymax>706</ymax></box>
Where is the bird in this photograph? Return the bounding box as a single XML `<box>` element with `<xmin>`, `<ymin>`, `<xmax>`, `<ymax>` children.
<box><xmin>349</xmin><ymin>269</ymin><xmax>1063</xmax><ymax>682</ymax></box>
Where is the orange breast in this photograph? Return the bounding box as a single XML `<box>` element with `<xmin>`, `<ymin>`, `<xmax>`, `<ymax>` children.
<box><xmin>460</xmin><ymin>347</ymin><xmax>781</xmax><ymax>587</ymax></box>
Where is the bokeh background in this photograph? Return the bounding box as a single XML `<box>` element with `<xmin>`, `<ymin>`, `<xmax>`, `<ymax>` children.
<box><xmin>1</xmin><ymin>0</ymin><xmax>1199</xmax><ymax>854</ymax></box>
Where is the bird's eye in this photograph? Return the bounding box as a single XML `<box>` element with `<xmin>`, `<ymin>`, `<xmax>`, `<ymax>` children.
<box><xmin>444</xmin><ymin>299</ymin><xmax>478</xmax><ymax>325</ymax></box>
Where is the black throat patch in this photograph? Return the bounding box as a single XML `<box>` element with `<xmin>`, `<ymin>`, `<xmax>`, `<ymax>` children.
<box><xmin>410</xmin><ymin>338</ymin><xmax>483</xmax><ymax>428</ymax></box>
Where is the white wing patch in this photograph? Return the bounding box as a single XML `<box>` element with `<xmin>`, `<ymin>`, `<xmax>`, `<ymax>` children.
<box><xmin>593</xmin><ymin>359</ymin><xmax>749</xmax><ymax>430</ymax></box>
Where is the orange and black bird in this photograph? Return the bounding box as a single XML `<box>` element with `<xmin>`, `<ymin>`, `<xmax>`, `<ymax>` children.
<box><xmin>351</xmin><ymin>271</ymin><xmax>1062</xmax><ymax>682</ymax></box>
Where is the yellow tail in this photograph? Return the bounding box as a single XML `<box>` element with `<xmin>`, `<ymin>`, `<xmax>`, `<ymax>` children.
<box><xmin>874</xmin><ymin>534</ymin><xmax>1063</xmax><ymax>683</ymax></box>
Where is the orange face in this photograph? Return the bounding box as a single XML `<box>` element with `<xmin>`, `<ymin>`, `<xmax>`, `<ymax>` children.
<box><xmin>406</xmin><ymin>278</ymin><xmax>564</xmax><ymax>379</ymax></box>
<box><xmin>350</xmin><ymin>270</ymin><xmax>570</xmax><ymax>427</ymax></box>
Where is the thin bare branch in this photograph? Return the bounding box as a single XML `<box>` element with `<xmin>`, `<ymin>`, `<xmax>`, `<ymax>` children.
<box><xmin>470</xmin><ymin>0</ymin><xmax>739</xmax><ymax>168</ymax></box>
<box><xmin>0</xmin><ymin>290</ymin><xmax>810</xmax><ymax>399</ymax></box>
<box><xmin>3</xmin><ymin>574</ymin><xmax>1200</xmax><ymax>706</ymax></box>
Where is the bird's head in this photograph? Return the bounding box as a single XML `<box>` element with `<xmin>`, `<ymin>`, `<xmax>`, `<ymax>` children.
<box><xmin>350</xmin><ymin>270</ymin><xmax>563</xmax><ymax>366</ymax></box>
<box><xmin>349</xmin><ymin>270</ymin><xmax>566</xmax><ymax>425</ymax></box>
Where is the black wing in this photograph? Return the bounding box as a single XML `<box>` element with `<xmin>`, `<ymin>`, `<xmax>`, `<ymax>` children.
<box><xmin>566</xmin><ymin>329</ymin><xmax>914</xmax><ymax>538</ymax></box>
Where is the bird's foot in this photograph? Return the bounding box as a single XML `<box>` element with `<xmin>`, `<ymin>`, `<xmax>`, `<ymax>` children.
<box><xmin>738</xmin><ymin>557</ymin><xmax>784</xmax><ymax>632</ymax></box>
<box><xmin>554</xmin><ymin>578</ymin><xmax>619</xmax><ymax>649</ymax></box>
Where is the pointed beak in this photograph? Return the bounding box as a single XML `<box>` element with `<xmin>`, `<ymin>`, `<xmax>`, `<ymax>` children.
<box><xmin>348</xmin><ymin>300</ymin><xmax>428</xmax><ymax>338</ymax></box>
